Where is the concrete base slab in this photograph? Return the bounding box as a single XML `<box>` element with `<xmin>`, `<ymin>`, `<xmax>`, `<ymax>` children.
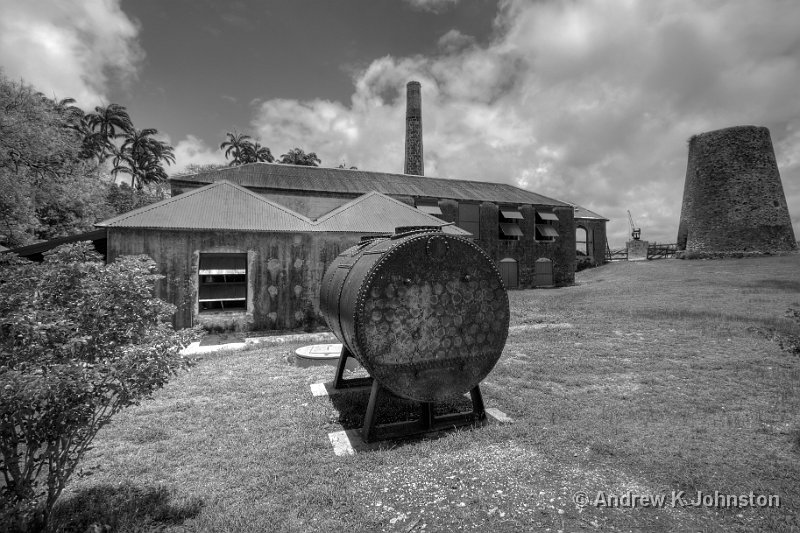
<box><xmin>486</xmin><ymin>407</ymin><xmax>514</xmax><ymax>423</ymax></box>
<box><xmin>310</xmin><ymin>381</ymin><xmax>373</xmax><ymax>397</ymax></box>
<box><xmin>326</xmin><ymin>406</ymin><xmax>513</xmax><ymax>456</ymax></box>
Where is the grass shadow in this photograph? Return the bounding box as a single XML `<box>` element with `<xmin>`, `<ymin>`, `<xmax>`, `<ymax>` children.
<box><xmin>746</xmin><ymin>279</ymin><xmax>800</xmax><ymax>293</ymax></box>
<box><xmin>50</xmin><ymin>482</ymin><xmax>203</xmax><ymax>533</ymax></box>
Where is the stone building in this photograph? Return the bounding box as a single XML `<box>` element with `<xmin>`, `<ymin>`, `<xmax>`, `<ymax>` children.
<box><xmin>84</xmin><ymin>80</ymin><xmax>606</xmax><ymax>332</ymax></box>
<box><xmin>169</xmin><ymin>163</ymin><xmax>578</xmax><ymax>292</ymax></box>
<box><xmin>677</xmin><ymin>125</ymin><xmax>796</xmax><ymax>254</ymax></box>
<box><xmin>573</xmin><ymin>204</ymin><xmax>608</xmax><ymax>266</ymax></box>
<box><xmin>97</xmin><ymin>181</ymin><xmax>468</xmax><ymax>331</ymax></box>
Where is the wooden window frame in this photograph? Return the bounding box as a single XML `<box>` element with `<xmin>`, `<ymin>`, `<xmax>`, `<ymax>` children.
<box><xmin>535</xmin><ymin>210</ymin><xmax>559</xmax><ymax>242</ymax></box>
<box><xmin>498</xmin><ymin>207</ymin><xmax>524</xmax><ymax>241</ymax></box>
<box><xmin>198</xmin><ymin>253</ymin><xmax>247</xmax><ymax>313</ymax></box>
<box><xmin>457</xmin><ymin>202</ymin><xmax>480</xmax><ymax>239</ymax></box>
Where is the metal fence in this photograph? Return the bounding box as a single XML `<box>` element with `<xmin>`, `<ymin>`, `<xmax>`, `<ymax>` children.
<box><xmin>605</xmin><ymin>243</ymin><xmax>678</xmax><ymax>262</ymax></box>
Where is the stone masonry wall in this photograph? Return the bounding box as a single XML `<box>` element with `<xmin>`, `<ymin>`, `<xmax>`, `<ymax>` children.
<box><xmin>677</xmin><ymin>125</ymin><xmax>796</xmax><ymax>253</ymax></box>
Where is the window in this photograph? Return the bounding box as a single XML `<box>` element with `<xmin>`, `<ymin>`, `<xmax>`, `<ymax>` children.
<box><xmin>415</xmin><ymin>198</ymin><xmax>443</xmax><ymax>217</ymax></box>
<box><xmin>576</xmin><ymin>227</ymin><xmax>588</xmax><ymax>255</ymax></box>
<box><xmin>499</xmin><ymin>208</ymin><xmax>524</xmax><ymax>240</ymax></box>
<box><xmin>199</xmin><ymin>253</ymin><xmax>247</xmax><ymax>312</ymax></box>
<box><xmin>457</xmin><ymin>203</ymin><xmax>480</xmax><ymax>239</ymax></box>
<box><xmin>535</xmin><ymin>210</ymin><xmax>559</xmax><ymax>241</ymax></box>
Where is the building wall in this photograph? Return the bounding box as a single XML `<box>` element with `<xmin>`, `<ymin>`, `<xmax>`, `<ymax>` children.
<box><xmin>576</xmin><ymin>218</ymin><xmax>607</xmax><ymax>266</ymax></box>
<box><xmin>439</xmin><ymin>200</ymin><xmax>576</xmax><ymax>287</ymax></box>
<box><xmin>677</xmin><ymin>125</ymin><xmax>796</xmax><ymax>253</ymax></box>
<box><xmin>107</xmin><ymin>228</ymin><xmax>362</xmax><ymax>331</ymax></box>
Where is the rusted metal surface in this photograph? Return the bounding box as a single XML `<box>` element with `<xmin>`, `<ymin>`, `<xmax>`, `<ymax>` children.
<box><xmin>320</xmin><ymin>226</ymin><xmax>510</xmax><ymax>403</ymax></box>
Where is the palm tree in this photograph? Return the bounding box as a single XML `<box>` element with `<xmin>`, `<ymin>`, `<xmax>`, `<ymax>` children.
<box><xmin>220</xmin><ymin>131</ymin><xmax>252</xmax><ymax>165</ymax></box>
<box><xmin>84</xmin><ymin>104</ymin><xmax>134</xmax><ymax>162</ymax></box>
<box><xmin>54</xmin><ymin>97</ymin><xmax>84</xmax><ymax>128</ymax></box>
<box><xmin>241</xmin><ymin>141</ymin><xmax>274</xmax><ymax>163</ymax></box>
<box><xmin>113</xmin><ymin>128</ymin><xmax>175</xmax><ymax>192</ymax></box>
<box><xmin>279</xmin><ymin>148</ymin><xmax>321</xmax><ymax>166</ymax></box>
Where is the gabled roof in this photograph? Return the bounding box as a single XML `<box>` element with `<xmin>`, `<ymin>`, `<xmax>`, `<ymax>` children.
<box><xmin>169</xmin><ymin>163</ymin><xmax>570</xmax><ymax>207</ymax></box>
<box><xmin>571</xmin><ymin>203</ymin><xmax>609</xmax><ymax>221</ymax></box>
<box><xmin>96</xmin><ymin>181</ymin><xmax>313</xmax><ymax>231</ymax></box>
<box><xmin>314</xmin><ymin>191</ymin><xmax>469</xmax><ymax>235</ymax></box>
<box><xmin>95</xmin><ymin>181</ymin><xmax>466</xmax><ymax>235</ymax></box>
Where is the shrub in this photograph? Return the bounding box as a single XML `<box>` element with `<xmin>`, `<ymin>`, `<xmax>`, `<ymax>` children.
<box><xmin>575</xmin><ymin>254</ymin><xmax>596</xmax><ymax>272</ymax></box>
<box><xmin>0</xmin><ymin>243</ymin><xmax>203</xmax><ymax>531</ymax></box>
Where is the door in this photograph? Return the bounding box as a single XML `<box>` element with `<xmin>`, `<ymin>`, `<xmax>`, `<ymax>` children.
<box><xmin>534</xmin><ymin>258</ymin><xmax>554</xmax><ymax>287</ymax></box>
<box><xmin>498</xmin><ymin>258</ymin><xmax>518</xmax><ymax>289</ymax></box>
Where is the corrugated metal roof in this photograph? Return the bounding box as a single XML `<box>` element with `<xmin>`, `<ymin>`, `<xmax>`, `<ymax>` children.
<box><xmin>570</xmin><ymin>203</ymin><xmax>609</xmax><ymax>221</ymax></box>
<box><xmin>95</xmin><ymin>181</ymin><xmax>466</xmax><ymax>235</ymax></box>
<box><xmin>314</xmin><ymin>192</ymin><xmax>469</xmax><ymax>235</ymax></box>
<box><xmin>97</xmin><ymin>181</ymin><xmax>313</xmax><ymax>231</ymax></box>
<box><xmin>170</xmin><ymin>163</ymin><xmax>570</xmax><ymax>207</ymax></box>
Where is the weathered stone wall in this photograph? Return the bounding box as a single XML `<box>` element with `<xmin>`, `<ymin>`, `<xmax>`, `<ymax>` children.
<box><xmin>575</xmin><ymin>219</ymin><xmax>607</xmax><ymax>266</ymax></box>
<box><xmin>677</xmin><ymin>125</ymin><xmax>796</xmax><ymax>253</ymax></box>
<box><xmin>438</xmin><ymin>200</ymin><xmax>576</xmax><ymax>287</ymax></box>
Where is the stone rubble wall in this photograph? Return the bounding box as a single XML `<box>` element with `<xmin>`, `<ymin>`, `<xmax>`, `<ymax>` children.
<box><xmin>677</xmin><ymin>125</ymin><xmax>796</xmax><ymax>254</ymax></box>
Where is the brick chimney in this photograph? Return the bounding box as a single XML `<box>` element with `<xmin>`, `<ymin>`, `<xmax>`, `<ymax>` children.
<box><xmin>404</xmin><ymin>81</ymin><xmax>424</xmax><ymax>176</ymax></box>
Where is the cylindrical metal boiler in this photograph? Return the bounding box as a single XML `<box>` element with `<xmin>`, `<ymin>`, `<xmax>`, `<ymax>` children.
<box><xmin>319</xmin><ymin>226</ymin><xmax>509</xmax><ymax>403</ymax></box>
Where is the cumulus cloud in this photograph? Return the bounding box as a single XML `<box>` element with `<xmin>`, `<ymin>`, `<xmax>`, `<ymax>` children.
<box><xmin>250</xmin><ymin>0</ymin><xmax>800</xmax><ymax>244</ymax></box>
<box><xmin>404</xmin><ymin>0</ymin><xmax>460</xmax><ymax>14</ymax></box>
<box><xmin>171</xmin><ymin>135</ymin><xmax>227</xmax><ymax>174</ymax></box>
<box><xmin>0</xmin><ymin>0</ymin><xmax>142</xmax><ymax>107</ymax></box>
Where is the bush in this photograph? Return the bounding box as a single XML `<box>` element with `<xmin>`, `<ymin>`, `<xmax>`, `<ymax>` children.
<box><xmin>0</xmin><ymin>243</ymin><xmax>203</xmax><ymax>531</ymax></box>
<box><xmin>575</xmin><ymin>254</ymin><xmax>597</xmax><ymax>272</ymax></box>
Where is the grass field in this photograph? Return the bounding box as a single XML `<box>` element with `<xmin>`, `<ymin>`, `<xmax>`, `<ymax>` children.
<box><xmin>51</xmin><ymin>255</ymin><xmax>800</xmax><ymax>532</ymax></box>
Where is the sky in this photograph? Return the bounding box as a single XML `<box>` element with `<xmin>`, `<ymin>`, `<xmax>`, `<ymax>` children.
<box><xmin>1</xmin><ymin>0</ymin><xmax>799</xmax><ymax>247</ymax></box>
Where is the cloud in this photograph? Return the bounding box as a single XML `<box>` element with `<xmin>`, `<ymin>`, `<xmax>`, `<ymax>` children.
<box><xmin>171</xmin><ymin>135</ymin><xmax>227</xmax><ymax>174</ymax></box>
<box><xmin>0</xmin><ymin>0</ymin><xmax>142</xmax><ymax>107</ymax></box>
<box><xmin>250</xmin><ymin>0</ymin><xmax>800</xmax><ymax>245</ymax></box>
<box><xmin>404</xmin><ymin>0</ymin><xmax>460</xmax><ymax>14</ymax></box>
<box><xmin>438</xmin><ymin>29</ymin><xmax>477</xmax><ymax>54</ymax></box>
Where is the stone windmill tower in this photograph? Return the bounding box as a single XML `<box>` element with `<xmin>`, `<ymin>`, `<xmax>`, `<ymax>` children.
<box><xmin>677</xmin><ymin>125</ymin><xmax>796</xmax><ymax>254</ymax></box>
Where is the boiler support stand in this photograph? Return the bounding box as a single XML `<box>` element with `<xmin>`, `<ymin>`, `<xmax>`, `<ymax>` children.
<box><xmin>332</xmin><ymin>345</ymin><xmax>373</xmax><ymax>390</ymax></box>
<box><xmin>361</xmin><ymin>380</ymin><xmax>486</xmax><ymax>443</ymax></box>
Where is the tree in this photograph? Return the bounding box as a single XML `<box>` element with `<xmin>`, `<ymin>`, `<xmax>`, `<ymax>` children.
<box><xmin>105</xmin><ymin>181</ymin><xmax>168</xmax><ymax>215</ymax></box>
<box><xmin>219</xmin><ymin>131</ymin><xmax>252</xmax><ymax>166</ymax></box>
<box><xmin>0</xmin><ymin>243</ymin><xmax>203</xmax><ymax>531</ymax></box>
<box><xmin>279</xmin><ymin>147</ymin><xmax>321</xmax><ymax>166</ymax></box>
<box><xmin>181</xmin><ymin>163</ymin><xmax>229</xmax><ymax>174</ymax></box>
<box><xmin>84</xmin><ymin>103</ymin><xmax>133</xmax><ymax>162</ymax></box>
<box><xmin>241</xmin><ymin>141</ymin><xmax>274</xmax><ymax>163</ymax></box>
<box><xmin>113</xmin><ymin>128</ymin><xmax>176</xmax><ymax>191</ymax></box>
<box><xmin>0</xmin><ymin>73</ymin><xmax>112</xmax><ymax>247</ymax></box>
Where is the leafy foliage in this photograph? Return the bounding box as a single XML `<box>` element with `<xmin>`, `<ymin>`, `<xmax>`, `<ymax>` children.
<box><xmin>0</xmin><ymin>243</ymin><xmax>202</xmax><ymax>531</ymax></box>
<box><xmin>0</xmin><ymin>73</ymin><xmax>114</xmax><ymax>247</ymax></box>
<box><xmin>279</xmin><ymin>147</ymin><xmax>321</xmax><ymax>166</ymax></box>
<box><xmin>0</xmin><ymin>71</ymin><xmax>175</xmax><ymax>247</ymax></box>
<box><xmin>112</xmin><ymin>127</ymin><xmax>175</xmax><ymax>191</ymax></box>
<box><xmin>220</xmin><ymin>131</ymin><xmax>274</xmax><ymax>165</ymax></box>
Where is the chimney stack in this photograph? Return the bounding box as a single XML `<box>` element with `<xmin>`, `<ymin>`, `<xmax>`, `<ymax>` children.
<box><xmin>404</xmin><ymin>81</ymin><xmax>424</xmax><ymax>176</ymax></box>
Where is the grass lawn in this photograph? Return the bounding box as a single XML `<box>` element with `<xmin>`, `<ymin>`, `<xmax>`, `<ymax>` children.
<box><xmin>51</xmin><ymin>255</ymin><xmax>800</xmax><ymax>532</ymax></box>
